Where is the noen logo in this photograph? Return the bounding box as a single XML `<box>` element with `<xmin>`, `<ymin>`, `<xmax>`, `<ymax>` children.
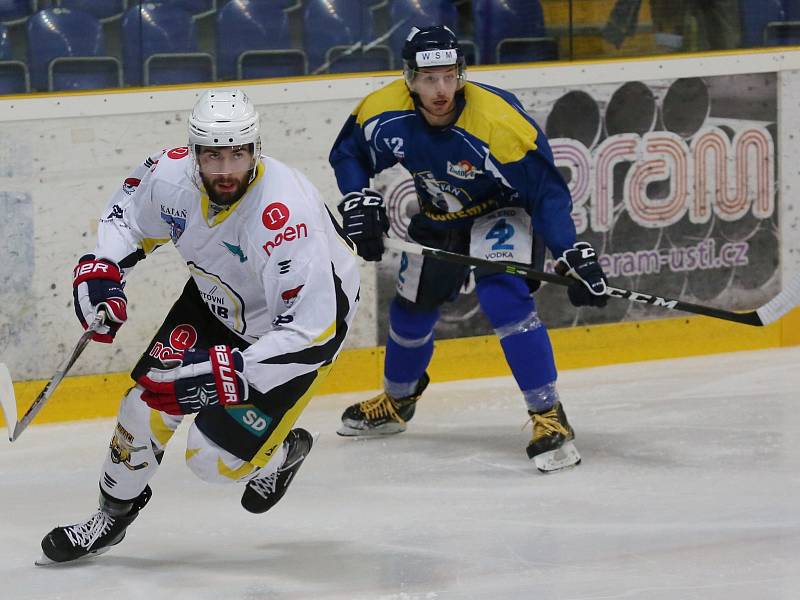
<box><xmin>263</xmin><ymin>222</ymin><xmax>308</xmax><ymax>256</ymax></box>
<box><xmin>262</xmin><ymin>202</ymin><xmax>290</xmax><ymax>230</ymax></box>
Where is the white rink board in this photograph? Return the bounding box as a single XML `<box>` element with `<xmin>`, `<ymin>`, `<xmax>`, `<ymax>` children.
<box><xmin>1</xmin><ymin>51</ymin><xmax>800</xmax><ymax>379</ymax></box>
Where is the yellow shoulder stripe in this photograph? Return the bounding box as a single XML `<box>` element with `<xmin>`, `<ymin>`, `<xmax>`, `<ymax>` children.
<box><xmin>456</xmin><ymin>83</ymin><xmax>539</xmax><ymax>164</ymax></box>
<box><xmin>355</xmin><ymin>79</ymin><xmax>414</xmax><ymax>126</ymax></box>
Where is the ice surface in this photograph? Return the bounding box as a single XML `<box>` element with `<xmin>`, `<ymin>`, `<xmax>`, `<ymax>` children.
<box><xmin>2</xmin><ymin>347</ymin><xmax>799</xmax><ymax>600</ymax></box>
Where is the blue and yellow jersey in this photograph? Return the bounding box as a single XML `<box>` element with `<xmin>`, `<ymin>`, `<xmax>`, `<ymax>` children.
<box><xmin>329</xmin><ymin>78</ymin><xmax>576</xmax><ymax>257</ymax></box>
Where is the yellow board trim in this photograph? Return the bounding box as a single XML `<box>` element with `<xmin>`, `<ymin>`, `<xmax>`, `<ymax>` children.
<box><xmin>3</xmin><ymin>310</ymin><xmax>799</xmax><ymax>428</ymax></box>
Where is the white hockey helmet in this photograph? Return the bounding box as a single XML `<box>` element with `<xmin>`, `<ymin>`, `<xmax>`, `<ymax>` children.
<box><xmin>188</xmin><ymin>89</ymin><xmax>262</xmax><ymax>182</ymax></box>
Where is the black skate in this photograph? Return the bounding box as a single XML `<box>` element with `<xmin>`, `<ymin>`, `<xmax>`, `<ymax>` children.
<box><xmin>337</xmin><ymin>373</ymin><xmax>430</xmax><ymax>437</ymax></box>
<box><xmin>37</xmin><ymin>485</ymin><xmax>152</xmax><ymax>565</ymax></box>
<box><xmin>526</xmin><ymin>401</ymin><xmax>581</xmax><ymax>473</ymax></box>
<box><xmin>241</xmin><ymin>428</ymin><xmax>313</xmax><ymax>514</ymax></box>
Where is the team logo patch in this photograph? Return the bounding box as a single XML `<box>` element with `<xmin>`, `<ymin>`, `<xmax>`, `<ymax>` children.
<box><xmin>167</xmin><ymin>146</ymin><xmax>189</xmax><ymax>160</ymax></box>
<box><xmin>160</xmin><ymin>209</ymin><xmax>187</xmax><ymax>243</ymax></box>
<box><xmin>222</xmin><ymin>241</ymin><xmax>248</xmax><ymax>263</ymax></box>
<box><xmin>227</xmin><ymin>406</ymin><xmax>273</xmax><ymax>437</ymax></box>
<box><xmin>109</xmin><ymin>423</ymin><xmax>149</xmax><ymax>471</ymax></box>
<box><xmin>169</xmin><ymin>324</ymin><xmax>198</xmax><ymax>350</ymax></box>
<box><xmin>106</xmin><ymin>204</ymin><xmax>124</xmax><ymax>220</ymax></box>
<box><xmin>281</xmin><ymin>284</ymin><xmax>304</xmax><ymax>307</ymax></box>
<box><xmin>262</xmin><ymin>202</ymin><xmax>290</xmax><ymax>230</ymax></box>
<box><xmin>447</xmin><ymin>160</ymin><xmax>483</xmax><ymax>180</ymax></box>
<box><xmin>122</xmin><ymin>177</ymin><xmax>141</xmax><ymax>195</ymax></box>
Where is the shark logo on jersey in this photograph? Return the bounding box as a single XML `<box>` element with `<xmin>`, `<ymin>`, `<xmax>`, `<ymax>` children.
<box><xmin>414</xmin><ymin>171</ymin><xmax>471</xmax><ymax>212</ymax></box>
<box><xmin>222</xmin><ymin>241</ymin><xmax>248</xmax><ymax>263</ymax></box>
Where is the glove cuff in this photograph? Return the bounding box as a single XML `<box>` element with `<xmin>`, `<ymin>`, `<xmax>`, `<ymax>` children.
<box><xmin>209</xmin><ymin>345</ymin><xmax>249</xmax><ymax>405</ymax></box>
<box><xmin>73</xmin><ymin>256</ymin><xmax>122</xmax><ymax>286</ymax></box>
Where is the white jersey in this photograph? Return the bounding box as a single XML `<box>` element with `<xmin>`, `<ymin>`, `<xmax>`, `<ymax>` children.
<box><xmin>96</xmin><ymin>147</ymin><xmax>360</xmax><ymax>394</ymax></box>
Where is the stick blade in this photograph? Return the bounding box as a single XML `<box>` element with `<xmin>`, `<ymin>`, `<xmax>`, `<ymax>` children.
<box><xmin>0</xmin><ymin>363</ymin><xmax>17</xmax><ymax>442</ymax></box>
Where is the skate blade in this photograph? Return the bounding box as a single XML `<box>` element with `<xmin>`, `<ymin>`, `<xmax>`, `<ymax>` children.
<box><xmin>35</xmin><ymin>546</ymin><xmax>112</xmax><ymax>567</ymax></box>
<box><xmin>533</xmin><ymin>441</ymin><xmax>581</xmax><ymax>473</ymax></box>
<box><xmin>336</xmin><ymin>422</ymin><xmax>406</xmax><ymax>438</ymax></box>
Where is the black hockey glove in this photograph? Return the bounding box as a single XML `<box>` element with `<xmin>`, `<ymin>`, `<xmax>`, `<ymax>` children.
<box><xmin>138</xmin><ymin>346</ymin><xmax>249</xmax><ymax>415</ymax></box>
<box><xmin>337</xmin><ymin>188</ymin><xmax>389</xmax><ymax>261</ymax></box>
<box><xmin>555</xmin><ymin>242</ymin><xmax>609</xmax><ymax>307</ymax></box>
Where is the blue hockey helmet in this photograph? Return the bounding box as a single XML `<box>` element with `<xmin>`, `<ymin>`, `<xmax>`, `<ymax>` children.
<box><xmin>401</xmin><ymin>25</ymin><xmax>466</xmax><ymax>90</ymax></box>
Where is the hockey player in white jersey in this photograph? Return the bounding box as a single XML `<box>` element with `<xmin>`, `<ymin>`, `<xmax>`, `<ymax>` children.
<box><xmin>38</xmin><ymin>89</ymin><xmax>360</xmax><ymax>564</ymax></box>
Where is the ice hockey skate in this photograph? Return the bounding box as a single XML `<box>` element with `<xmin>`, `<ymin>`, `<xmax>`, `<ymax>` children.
<box><xmin>37</xmin><ymin>486</ymin><xmax>152</xmax><ymax>565</ymax></box>
<box><xmin>241</xmin><ymin>428</ymin><xmax>314</xmax><ymax>514</ymax></box>
<box><xmin>526</xmin><ymin>401</ymin><xmax>581</xmax><ymax>473</ymax></box>
<box><xmin>337</xmin><ymin>373</ymin><xmax>430</xmax><ymax>437</ymax></box>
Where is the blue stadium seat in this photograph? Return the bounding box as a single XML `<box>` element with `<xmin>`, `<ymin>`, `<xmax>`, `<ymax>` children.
<box><xmin>216</xmin><ymin>0</ymin><xmax>306</xmax><ymax>80</ymax></box>
<box><xmin>760</xmin><ymin>0</ymin><xmax>800</xmax><ymax>45</ymax></box>
<box><xmin>473</xmin><ymin>0</ymin><xmax>551</xmax><ymax>64</ymax></box>
<box><xmin>0</xmin><ymin>0</ymin><xmax>34</xmax><ymax>26</ymax></box>
<box><xmin>304</xmin><ymin>0</ymin><xmax>391</xmax><ymax>74</ymax></box>
<box><xmin>0</xmin><ymin>19</ymin><xmax>9</xmax><ymax>58</ymax></box>
<box><xmin>27</xmin><ymin>8</ymin><xmax>121</xmax><ymax>91</ymax></box>
<box><xmin>122</xmin><ymin>3</ymin><xmax>215</xmax><ymax>86</ymax></box>
<box><xmin>388</xmin><ymin>0</ymin><xmax>459</xmax><ymax>60</ymax></box>
<box><xmin>739</xmin><ymin>0</ymin><xmax>784</xmax><ymax>46</ymax></box>
<box><xmin>0</xmin><ymin>22</ymin><xmax>28</xmax><ymax>93</ymax></box>
<box><xmin>785</xmin><ymin>0</ymin><xmax>800</xmax><ymax>19</ymax></box>
<box><xmin>57</xmin><ymin>0</ymin><xmax>126</xmax><ymax>23</ymax></box>
<box><xmin>166</xmin><ymin>0</ymin><xmax>217</xmax><ymax>19</ymax></box>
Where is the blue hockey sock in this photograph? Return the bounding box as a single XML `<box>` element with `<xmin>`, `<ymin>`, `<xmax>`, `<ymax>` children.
<box><xmin>476</xmin><ymin>273</ymin><xmax>559</xmax><ymax>412</ymax></box>
<box><xmin>384</xmin><ymin>299</ymin><xmax>438</xmax><ymax>398</ymax></box>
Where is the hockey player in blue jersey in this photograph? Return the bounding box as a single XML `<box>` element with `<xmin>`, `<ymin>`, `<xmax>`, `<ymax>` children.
<box><xmin>330</xmin><ymin>25</ymin><xmax>609</xmax><ymax>472</ymax></box>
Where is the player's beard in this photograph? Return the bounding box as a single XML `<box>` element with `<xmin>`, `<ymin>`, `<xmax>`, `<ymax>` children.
<box><xmin>200</xmin><ymin>171</ymin><xmax>251</xmax><ymax>207</ymax></box>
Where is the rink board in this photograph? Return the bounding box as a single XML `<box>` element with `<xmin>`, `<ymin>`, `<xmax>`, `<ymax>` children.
<box><xmin>3</xmin><ymin>48</ymin><xmax>800</xmax><ymax>426</ymax></box>
<box><xmin>2</xmin><ymin>307</ymin><xmax>798</xmax><ymax>428</ymax></box>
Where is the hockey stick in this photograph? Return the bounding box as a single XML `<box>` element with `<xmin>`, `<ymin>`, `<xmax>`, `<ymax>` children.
<box><xmin>0</xmin><ymin>312</ymin><xmax>106</xmax><ymax>442</ymax></box>
<box><xmin>383</xmin><ymin>237</ymin><xmax>800</xmax><ymax>327</ymax></box>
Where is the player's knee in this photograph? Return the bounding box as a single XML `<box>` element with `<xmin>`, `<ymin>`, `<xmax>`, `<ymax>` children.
<box><xmin>390</xmin><ymin>296</ymin><xmax>439</xmax><ymax>338</ymax></box>
<box><xmin>184</xmin><ymin>425</ymin><xmax>257</xmax><ymax>484</ymax></box>
<box><xmin>475</xmin><ymin>273</ymin><xmax>535</xmax><ymax>329</ymax></box>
